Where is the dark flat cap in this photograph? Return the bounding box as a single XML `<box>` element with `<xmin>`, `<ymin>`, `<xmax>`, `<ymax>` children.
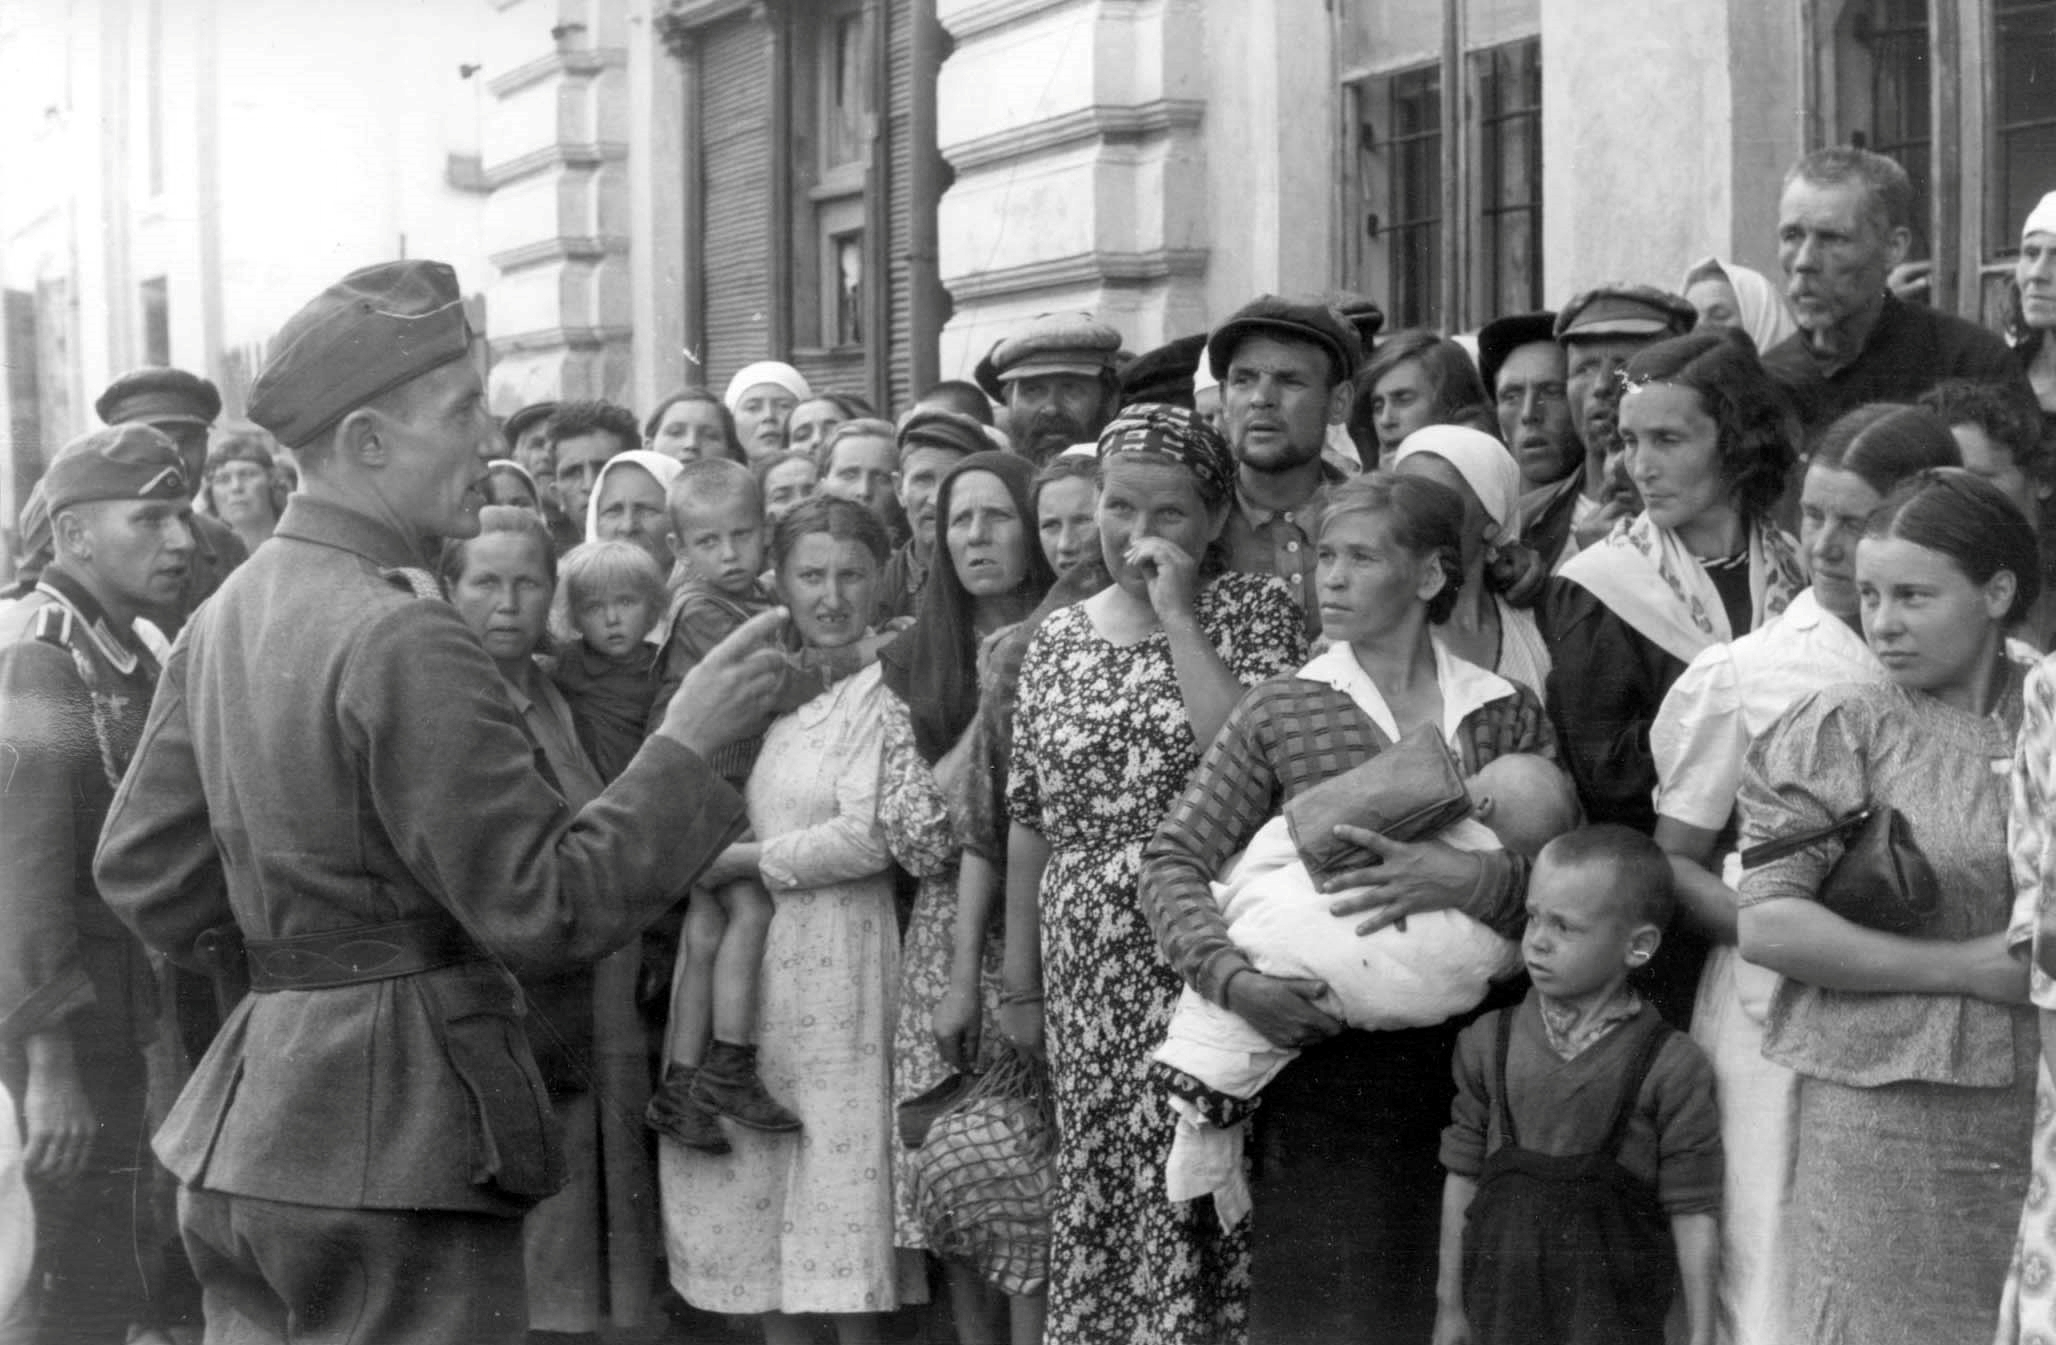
<box><xmin>990</xmin><ymin>313</ymin><xmax>1122</xmax><ymax>383</ymax></box>
<box><xmin>248</xmin><ymin>260</ymin><xmax>473</xmax><ymax>448</ymax></box>
<box><xmin>503</xmin><ymin>401</ymin><xmax>559</xmax><ymax>443</ymax></box>
<box><xmin>96</xmin><ymin>366</ymin><xmax>221</xmax><ymax>428</ymax></box>
<box><xmin>1207</xmin><ymin>294</ymin><xmax>1365</xmax><ymax>384</ymax></box>
<box><xmin>1476</xmin><ymin>311</ymin><xmax>1561</xmax><ymax>394</ymax></box>
<box><xmin>1555</xmin><ymin>285</ymin><xmax>1696</xmax><ymax>342</ymax></box>
<box><xmin>897</xmin><ymin>406</ymin><xmax>990</xmax><ymax>459</ymax></box>
<box><xmin>972</xmin><ymin>341</ymin><xmax>1006</xmax><ymax>402</ymax></box>
<box><xmin>43</xmin><ymin>424</ymin><xmax>190</xmax><ymax>516</ymax></box>
<box><xmin>1119</xmin><ymin>333</ymin><xmax>1208</xmax><ymax>409</ymax></box>
<box><xmin>1323</xmin><ymin>290</ymin><xmax>1387</xmax><ymax>348</ymax></box>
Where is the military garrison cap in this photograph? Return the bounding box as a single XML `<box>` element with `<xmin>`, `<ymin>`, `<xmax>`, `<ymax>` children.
<box><xmin>990</xmin><ymin>313</ymin><xmax>1123</xmax><ymax>383</ymax></box>
<box><xmin>43</xmin><ymin>424</ymin><xmax>191</xmax><ymax>516</ymax></box>
<box><xmin>95</xmin><ymin>366</ymin><xmax>222</xmax><ymax>429</ymax></box>
<box><xmin>248</xmin><ymin>260</ymin><xmax>474</xmax><ymax>448</ymax></box>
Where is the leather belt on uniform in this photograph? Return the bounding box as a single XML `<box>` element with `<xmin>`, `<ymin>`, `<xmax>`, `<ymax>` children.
<box><xmin>242</xmin><ymin>917</ymin><xmax>481</xmax><ymax>992</ymax></box>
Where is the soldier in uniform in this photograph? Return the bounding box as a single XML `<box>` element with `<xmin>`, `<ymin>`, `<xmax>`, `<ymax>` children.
<box><xmin>0</xmin><ymin>424</ymin><xmax>196</xmax><ymax>1342</ymax></box>
<box><xmin>1</xmin><ymin>368</ymin><xmax>248</xmax><ymax>635</ymax></box>
<box><xmin>95</xmin><ymin>259</ymin><xmax>788</xmax><ymax>1343</ymax></box>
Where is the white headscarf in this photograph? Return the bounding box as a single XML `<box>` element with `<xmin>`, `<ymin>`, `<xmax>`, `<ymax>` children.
<box><xmin>584</xmin><ymin>449</ymin><xmax>685</xmax><ymax>543</ymax></box>
<box><xmin>722</xmin><ymin>362</ymin><xmax>812</xmax><ymax>413</ymax></box>
<box><xmin>1681</xmin><ymin>256</ymin><xmax>1798</xmax><ymax>354</ymax></box>
<box><xmin>1393</xmin><ymin>425</ymin><xmax>1522</xmax><ymax>541</ymax></box>
<box><xmin>2023</xmin><ymin>191</ymin><xmax>2056</xmax><ymax>242</ymax></box>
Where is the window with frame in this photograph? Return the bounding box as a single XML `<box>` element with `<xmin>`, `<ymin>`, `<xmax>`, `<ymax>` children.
<box><xmin>1388</xmin><ymin>65</ymin><xmax>1444</xmax><ymax>329</ymax></box>
<box><xmin>1990</xmin><ymin>0</ymin><xmax>2056</xmax><ymax>256</ymax></box>
<box><xmin>1475</xmin><ymin>39</ymin><xmax>1543</xmax><ymax>320</ymax></box>
<box><xmin>1830</xmin><ymin>0</ymin><xmax>1933</xmax><ymax>253</ymax></box>
<box><xmin>791</xmin><ymin>2</ymin><xmax>871</xmax><ymax>353</ymax></box>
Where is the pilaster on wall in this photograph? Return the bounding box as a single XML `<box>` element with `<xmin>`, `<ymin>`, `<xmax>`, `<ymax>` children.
<box><xmin>480</xmin><ymin>0</ymin><xmax>637</xmax><ymax>413</ymax></box>
<box><xmin>935</xmin><ymin>0</ymin><xmax>1209</xmax><ymax>377</ymax></box>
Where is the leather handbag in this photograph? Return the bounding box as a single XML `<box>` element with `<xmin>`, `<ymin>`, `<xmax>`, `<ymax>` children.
<box><xmin>1284</xmin><ymin>724</ymin><xmax>1472</xmax><ymax>886</ymax></box>
<box><xmin>1738</xmin><ymin>805</ymin><xmax>1940</xmax><ymax>936</ymax></box>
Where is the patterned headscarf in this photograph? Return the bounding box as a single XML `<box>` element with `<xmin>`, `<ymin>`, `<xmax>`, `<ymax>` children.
<box><xmin>1096</xmin><ymin>401</ymin><xmax>1237</xmax><ymax>506</ymax></box>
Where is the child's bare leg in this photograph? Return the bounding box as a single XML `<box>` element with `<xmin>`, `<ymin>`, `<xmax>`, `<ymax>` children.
<box><xmin>711</xmin><ymin>877</ymin><xmax>775</xmax><ymax>1043</ymax></box>
<box><xmin>667</xmin><ymin>888</ymin><xmax>727</xmax><ymax>1067</ymax></box>
<box><xmin>693</xmin><ymin>877</ymin><xmax>802</xmax><ymax>1132</ymax></box>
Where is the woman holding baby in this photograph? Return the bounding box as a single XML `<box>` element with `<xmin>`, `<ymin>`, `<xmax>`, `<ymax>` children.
<box><xmin>1138</xmin><ymin>470</ymin><xmax>1566</xmax><ymax>1344</ymax></box>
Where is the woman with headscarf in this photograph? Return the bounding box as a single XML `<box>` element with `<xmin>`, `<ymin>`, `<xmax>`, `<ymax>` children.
<box><xmin>998</xmin><ymin>404</ymin><xmax>1307</xmax><ymax>1344</ymax></box>
<box><xmin>1680</xmin><ymin>257</ymin><xmax>1799</xmax><ymax>353</ymax></box>
<box><xmin>875</xmin><ymin>451</ymin><xmax>1057</xmax><ymax>1341</ymax></box>
<box><xmin>2010</xmin><ymin>190</ymin><xmax>2056</xmax><ymax>417</ymax></box>
<box><xmin>483</xmin><ymin>458</ymin><xmax>542</xmax><ymax>511</ymax></box>
<box><xmin>1390</xmin><ymin>425</ymin><xmax>1552</xmax><ymax>695</ymax></box>
<box><xmin>724</xmin><ymin>361</ymin><xmax>815</xmax><ymax>464</ymax></box>
<box><xmin>586</xmin><ymin>448</ymin><xmax>686</xmax><ymax>573</ymax></box>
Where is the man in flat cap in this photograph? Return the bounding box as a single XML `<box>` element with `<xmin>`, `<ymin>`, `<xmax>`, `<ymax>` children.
<box><xmin>1519</xmin><ymin>285</ymin><xmax>1695</xmax><ymax>570</ymax></box>
<box><xmin>1208</xmin><ymin>293</ymin><xmax>1365</xmax><ymax>635</ymax></box>
<box><xmin>95</xmin><ymin>259</ymin><xmax>789</xmax><ymax>1343</ymax></box>
<box><xmin>1762</xmin><ymin>146</ymin><xmax>2028</xmax><ymax>445</ymax></box>
<box><xmin>96</xmin><ymin>365</ymin><xmax>250</xmax><ymax>633</ymax></box>
<box><xmin>990</xmin><ymin>312</ymin><xmax>1124</xmax><ymax>465</ymax></box>
<box><xmin>0</xmin><ymin>424</ymin><xmax>195</xmax><ymax>1342</ymax></box>
<box><xmin>1477</xmin><ymin>310</ymin><xmax>1575</xmax><ymax>495</ymax></box>
<box><xmin>875</xmin><ymin>406</ymin><xmax>989</xmax><ymax>623</ymax></box>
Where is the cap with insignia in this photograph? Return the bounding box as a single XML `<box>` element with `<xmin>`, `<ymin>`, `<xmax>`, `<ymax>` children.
<box><xmin>1554</xmin><ymin>285</ymin><xmax>1696</xmax><ymax>343</ymax></box>
<box><xmin>1476</xmin><ymin>311</ymin><xmax>1561</xmax><ymax>394</ymax></box>
<box><xmin>95</xmin><ymin>367</ymin><xmax>222</xmax><ymax>429</ymax></box>
<box><xmin>1207</xmin><ymin>294</ymin><xmax>1365</xmax><ymax>385</ymax></box>
<box><xmin>896</xmin><ymin>406</ymin><xmax>990</xmax><ymax>459</ymax></box>
<box><xmin>248</xmin><ymin>259</ymin><xmax>474</xmax><ymax>448</ymax></box>
<box><xmin>42</xmin><ymin>424</ymin><xmax>191</xmax><ymax>516</ymax></box>
<box><xmin>989</xmin><ymin>313</ymin><xmax>1123</xmax><ymax>384</ymax></box>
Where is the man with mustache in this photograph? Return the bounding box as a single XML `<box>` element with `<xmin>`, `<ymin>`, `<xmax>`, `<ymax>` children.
<box><xmin>1210</xmin><ymin>294</ymin><xmax>1365</xmax><ymax>636</ymax></box>
<box><xmin>1519</xmin><ymin>287</ymin><xmax>1695</xmax><ymax>571</ymax></box>
<box><xmin>1761</xmin><ymin>146</ymin><xmax>2026</xmax><ymax>448</ymax></box>
<box><xmin>0</xmin><ymin>425</ymin><xmax>195</xmax><ymax>1342</ymax></box>
<box><xmin>991</xmin><ymin>312</ymin><xmax>1123</xmax><ymax>465</ymax></box>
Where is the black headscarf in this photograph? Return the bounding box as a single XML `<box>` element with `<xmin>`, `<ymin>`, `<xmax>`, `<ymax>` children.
<box><xmin>879</xmin><ymin>451</ymin><xmax>1057</xmax><ymax>763</ymax></box>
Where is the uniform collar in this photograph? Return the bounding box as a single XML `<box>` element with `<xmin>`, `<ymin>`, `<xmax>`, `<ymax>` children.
<box><xmin>273</xmin><ymin>494</ymin><xmax>434</xmax><ymax>572</ymax></box>
<box><xmin>36</xmin><ymin>567</ymin><xmax>149</xmax><ymax>676</ymax></box>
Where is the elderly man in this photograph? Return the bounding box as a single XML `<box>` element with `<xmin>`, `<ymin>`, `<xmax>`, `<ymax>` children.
<box><xmin>1519</xmin><ymin>286</ymin><xmax>1696</xmax><ymax>569</ymax></box>
<box><xmin>0</xmin><ymin>425</ymin><xmax>195</xmax><ymax>1342</ymax></box>
<box><xmin>95</xmin><ymin>260</ymin><xmax>786</xmax><ymax>1343</ymax></box>
<box><xmin>990</xmin><ymin>312</ymin><xmax>1124</xmax><ymax>464</ymax></box>
<box><xmin>1477</xmin><ymin>310</ymin><xmax>1575</xmax><ymax>494</ymax></box>
<box><xmin>1208</xmin><ymin>293</ymin><xmax>1364</xmax><ymax>634</ymax></box>
<box><xmin>543</xmin><ymin>399</ymin><xmax>639</xmax><ymax>550</ymax></box>
<box><xmin>1762</xmin><ymin>146</ymin><xmax>2026</xmax><ymax>443</ymax></box>
<box><xmin>875</xmin><ymin>406</ymin><xmax>987</xmax><ymax>623</ymax></box>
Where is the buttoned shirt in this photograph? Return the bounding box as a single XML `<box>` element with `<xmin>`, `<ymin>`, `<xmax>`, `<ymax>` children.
<box><xmin>1220</xmin><ymin>462</ymin><xmax>1349</xmax><ymax>636</ymax></box>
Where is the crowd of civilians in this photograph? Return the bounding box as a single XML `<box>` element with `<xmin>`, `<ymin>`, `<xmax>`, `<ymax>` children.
<box><xmin>11</xmin><ymin>144</ymin><xmax>2056</xmax><ymax>1345</ymax></box>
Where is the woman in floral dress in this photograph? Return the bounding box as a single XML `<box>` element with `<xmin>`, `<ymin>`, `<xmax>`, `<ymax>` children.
<box><xmin>998</xmin><ymin>404</ymin><xmax>1307</xmax><ymax>1344</ymax></box>
<box><xmin>877</xmin><ymin>451</ymin><xmax>1055</xmax><ymax>1339</ymax></box>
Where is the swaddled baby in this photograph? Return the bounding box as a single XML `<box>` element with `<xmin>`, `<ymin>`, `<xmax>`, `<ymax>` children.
<box><xmin>1152</xmin><ymin>751</ymin><xmax>1580</xmax><ymax>1221</ymax></box>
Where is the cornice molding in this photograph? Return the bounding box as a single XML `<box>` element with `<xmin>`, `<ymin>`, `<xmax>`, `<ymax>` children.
<box><xmin>488</xmin><ymin>236</ymin><xmax>631</xmax><ymax>272</ymax></box>
<box><xmin>941</xmin><ymin>0</ymin><xmax>1141</xmax><ymax>43</ymax></box>
<box><xmin>488</xmin><ymin>325</ymin><xmax>636</xmax><ymax>356</ymax></box>
<box><xmin>944</xmin><ymin>247</ymin><xmax>1209</xmax><ymax>302</ymax></box>
<box><xmin>943</xmin><ymin>98</ymin><xmax>1205</xmax><ymax>172</ymax></box>
<box><xmin>487</xmin><ymin>47</ymin><xmax>626</xmax><ymax>99</ymax></box>
<box><xmin>479</xmin><ymin>142</ymin><xmax>630</xmax><ymax>191</ymax></box>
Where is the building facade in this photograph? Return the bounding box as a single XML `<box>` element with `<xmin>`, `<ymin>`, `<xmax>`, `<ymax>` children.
<box><xmin>3</xmin><ymin>0</ymin><xmax>2051</xmax><ymax>571</ymax></box>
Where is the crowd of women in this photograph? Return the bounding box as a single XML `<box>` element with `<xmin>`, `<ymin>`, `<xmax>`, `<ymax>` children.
<box><xmin>147</xmin><ymin>188</ymin><xmax>2056</xmax><ymax>1345</ymax></box>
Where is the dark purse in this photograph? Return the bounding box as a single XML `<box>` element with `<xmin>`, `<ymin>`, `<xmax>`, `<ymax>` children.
<box><xmin>1738</xmin><ymin>805</ymin><xmax>1940</xmax><ymax>936</ymax></box>
<box><xmin>1283</xmin><ymin>723</ymin><xmax>1472</xmax><ymax>885</ymax></box>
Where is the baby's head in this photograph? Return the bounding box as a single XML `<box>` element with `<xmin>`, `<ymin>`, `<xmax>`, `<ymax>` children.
<box><xmin>554</xmin><ymin>539</ymin><xmax>666</xmax><ymax>661</ymax></box>
<box><xmin>1465</xmin><ymin>753</ymin><xmax>1581</xmax><ymax>859</ymax></box>
<box><xmin>1522</xmin><ymin>824</ymin><xmax>1673</xmax><ymax>1004</ymax></box>
<box><xmin>668</xmin><ymin>458</ymin><xmax>767</xmax><ymax>599</ymax></box>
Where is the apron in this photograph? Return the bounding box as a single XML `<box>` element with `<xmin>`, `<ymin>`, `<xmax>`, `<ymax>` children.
<box><xmin>1461</xmin><ymin>1009</ymin><xmax>1677</xmax><ymax>1345</ymax></box>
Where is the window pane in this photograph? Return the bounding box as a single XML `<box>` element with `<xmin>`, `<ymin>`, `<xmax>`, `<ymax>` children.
<box><xmin>1477</xmin><ymin>39</ymin><xmax>1542</xmax><ymax>320</ymax></box>
<box><xmin>822</xmin><ymin>10</ymin><xmax>870</xmax><ymax>172</ymax></box>
<box><xmin>1854</xmin><ymin>0</ymin><xmax>1931</xmax><ymax>256</ymax></box>
<box><xmin>1994</xmin><ymin>1</ymin><xmax>2056</xmax><ymax>252</ymax></box>
<box><xmin>1391</xmin><ymin>65</ymin><xmax>1442</xmax><ymax>328</ymax></box>
<box><xmin>832</xmin><ymin>230</ymin><xmax>863</xmax><ymax>347</ymax></box>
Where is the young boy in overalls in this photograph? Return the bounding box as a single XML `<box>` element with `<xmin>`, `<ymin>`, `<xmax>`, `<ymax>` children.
<box><xmin>1432</xmin><ymin>825</ymin><xmax>1722</xmax><ymax>1345</ymax></box>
